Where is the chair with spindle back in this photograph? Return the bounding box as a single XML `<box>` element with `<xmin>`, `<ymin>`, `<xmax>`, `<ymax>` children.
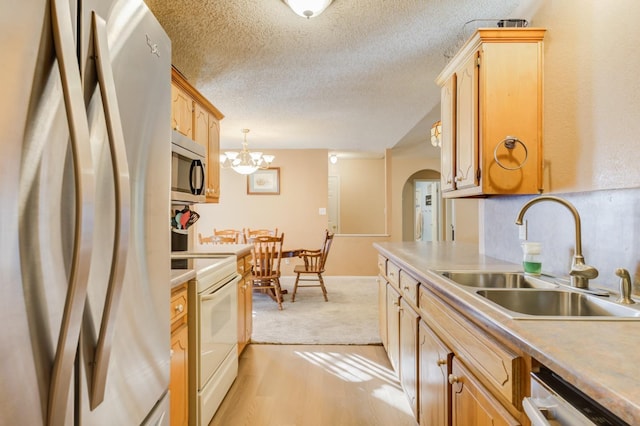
<box><xmin>291</xmin><ymin>230</ymin><xmax>334</xmax><ymax>302</ymax></box>
<box><xmin>244</xmin><ymin>227</ymin><xmax>278</xmax><ymax>243</ymax></box>
<box><xmin>198</xmin><ymin>233</ymin><xmax>215</xmax><ymax>244</ymax></box>
<box><xmin>213</xmin><ymin>228</ymin><xmax>241</xmax><ymax>243</ymax></box>
<box><xmin>250</xmin><ymin>233</ymin><xmax>285</xmax><ymax>310</ymax></box>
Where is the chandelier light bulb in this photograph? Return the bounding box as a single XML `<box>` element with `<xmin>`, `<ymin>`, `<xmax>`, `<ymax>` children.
<box><xmin>219</xmin><ymin>129</ymin><xmax>275</xmax><ymax>175</ymax></box>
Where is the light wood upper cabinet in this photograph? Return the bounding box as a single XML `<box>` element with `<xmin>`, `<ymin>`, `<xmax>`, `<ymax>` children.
<box><xmin>436</xmin><ymin>28</ymin><xmax>546</xmax><ymax>198</ymax></box>
<box><xmin>171</xmin><ymin>84</ymin><xmax>193</xmax><ymax>139</ymax></box>
<box><xmin>193</xmin><ymin>104</ymin><xmax>221</xmax><ymax>202</ymax></box>
<box><xmin>171</xmin><ymin>66</ymin><xmax>224</xmax><ymax>203</ymax></box>
<box><xmin>206</xmin><ymin>115</ymin><xmax>220</xmax><ymax>202</ymax></box>
<box><xmin>440</xmin><ymin>76</ymin><xmax>456</xmax><ymax>192</ymax></box>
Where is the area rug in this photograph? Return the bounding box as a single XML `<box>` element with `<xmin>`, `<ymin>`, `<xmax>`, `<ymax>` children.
<box><xmin>251</xmin><ymin>276</ymin><xmax>382</xmax><ymax>345</ymax></box>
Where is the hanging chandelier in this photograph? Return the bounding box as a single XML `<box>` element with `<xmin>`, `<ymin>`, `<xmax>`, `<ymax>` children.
<box><xmin>283</xmin><ymin>0</ymin><xmax>333</xmax><ymax>19</ymax></box>
<box><xmin>219</xmin><ymin>129</ymin><xmax>275</xmax><ymax>175</ymax></box>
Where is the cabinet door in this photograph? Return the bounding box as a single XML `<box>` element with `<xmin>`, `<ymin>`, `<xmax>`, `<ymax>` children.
<box><xmin>378</xmin><ymin>275</ymin><xmax>388</xmax><ymax>349</ymax></box>
<box><xmin>386</xmin><ymin>283</ymin><xmax>401</xmax><ymax>374</ymax></box>
<box><xmin>450</xmin><ymin>358</ymin><xmax>520</xmax><ymax>426</ymax></box>
<box><xmin>171</xmin><ymin>84</ymin><xmax>193</xmax><ymax>138</ymax></box>
<box><xmin>193</xmin><ymin>103</ymin><xmax>208</xmax><ymax>150</ymax></box>
<box><xmin>440</xmin><ymin>75</ymin><xmax>456</xmax><ymax>193</ymax></box>
<box><xmin>419</xmin><ymin>320</ymin><xmax>452</xmax><ymax>426</ymax></box>
<box><xmin>399</xmin><ymin>299</ymin><xmax>420</xmax><ymax>419</ymax></box>
<box><xmin>206</xmin><ymin>114</ymin><xmax>220</xmax><ymax>202</ymax></box>
<box><xmin>170</xmin><ymin>324</ymin><xmax>188</xmax><ymax>426</ymax></box>
<box><xmin>455</xmin><ymin>51</ymin><xmax>479</xmax><ymax>190</ymax></box>
<box><xmin>237</xmin><ymin>276</ymin><xmax>247</xmax><ymax>354</ymax></box>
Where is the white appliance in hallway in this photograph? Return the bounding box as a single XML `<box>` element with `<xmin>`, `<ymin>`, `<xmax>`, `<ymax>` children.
<box><xmin>1</xmin><ymin>0</ymin><xmax>171</xmax><ymax>424</ymax></box>
<box><xmin>415</xmin><ymin>180</ymin><xmax>441</xmax><ymax>242</ymax></box>
<box><xmin>189</xmin><ymin>257</ymin><xmax>240</xmax><ymax>426</ymax></box>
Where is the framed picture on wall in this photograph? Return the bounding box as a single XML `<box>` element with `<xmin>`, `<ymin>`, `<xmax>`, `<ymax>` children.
<box><xmin>247</xmin><ymin>167</ymin><xmax>280</xmax><ymax>195</ymax></box>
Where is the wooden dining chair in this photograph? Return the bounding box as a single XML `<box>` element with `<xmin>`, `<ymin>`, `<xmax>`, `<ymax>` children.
<box><xmin>213</xmin><ymin>228</ymin><xmax>240</xmax><ymax>243</ymax></box>
<box><xmin>250</xmin><ymin>233</ymin><xmax>285</xmax><ymax>310</ymax></box>
<box><xmin>198</xmin><ymin>233</ymin><xmax>215</xmax><ymax>244</ymax></box>
<box><xmin>244</xmin><ymin>227</ymin><xmax>278</xmax><ymax>243</ymax></box>
<box><xmin>291</xmin><ymin>230</ymin><xmax>334</xmax><ymax>302</ymax></box>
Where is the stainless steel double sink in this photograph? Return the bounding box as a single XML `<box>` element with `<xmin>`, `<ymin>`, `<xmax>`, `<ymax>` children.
<box><xmin>438</xmin><ymin>271</ymin><xmax>640</xmax><ymax>320</ymax></box>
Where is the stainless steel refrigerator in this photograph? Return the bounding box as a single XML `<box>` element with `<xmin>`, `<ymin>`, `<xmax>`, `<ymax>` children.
<box><xmin>1</xmin><ymin>0</ymin><xmax>171</xmax><ymax>424</ymax></box>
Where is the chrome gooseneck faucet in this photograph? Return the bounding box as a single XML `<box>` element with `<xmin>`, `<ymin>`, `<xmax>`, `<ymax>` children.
<box><xmin>515</xmin><ymin>195</ymin><xmax>599</xmax><ymax>289</ymax></box>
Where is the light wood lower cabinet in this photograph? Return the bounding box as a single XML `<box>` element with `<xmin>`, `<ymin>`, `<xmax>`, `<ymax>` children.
<box><xmin>386</xmin><ymin>283</ymin><xmax>401</xmax><ymax>373</ymax></box>
<box><xmin>399</xmin><ymin>298</ymin><xmax>419</xmax><ymax>419</ymax></box>
<box><xmin>450</xmin><ymin>358</ymin><xmax>520</xmax><ymax>426</ymax></box>
<box><xmin>237</xmin><ymin>252</ymin><xmax>253</xmax><ymax>354</ymax></box>
<box><xmin>419</xmin><ymin>320</ymin><xmax>452</xmax><ymax>426</ymax></box>
<box><xmin>378</xmin><ymin>275</ymin><xmax>388</xmax><ymax>349</ymax></box>
<box><xmin>170</xmin><ymin>283</ymin><xmax>188</xmax><ymax>426</ymax></box>
<box><xmin>378</xmin><ymin>254</ymin><xmax>529</xmax><ymax>426</ymax></box>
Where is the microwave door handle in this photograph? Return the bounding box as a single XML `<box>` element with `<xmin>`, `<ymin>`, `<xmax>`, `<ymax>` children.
<box><xmin>88</xmin><ymin>11</ymin><xmax>132</xmax><ymax>410</ymax></box>
<box><xmin>197</xmin><ymin>160</ymin><xmax>205</xmax><ymax>195</ymax></box>
<box><xmin>49</xmin><ymin>0</ymin><xmax>96</xmax><ymax>424</ymax></box>
<box><xmin>189</xmin><ymin>159</ymin><xmax>199</xmax><ymax>194</ymax></box>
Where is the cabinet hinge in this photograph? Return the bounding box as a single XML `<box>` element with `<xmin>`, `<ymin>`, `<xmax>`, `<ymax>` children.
<box><xmin>476</xmin><ymin>168</ymin><xmax>481</xmax><ymax>181</ymax></box>
<box><xmin>476</xmin><ymin>56</ymin><xmax>481</xmax><ymax>67</ymax></box>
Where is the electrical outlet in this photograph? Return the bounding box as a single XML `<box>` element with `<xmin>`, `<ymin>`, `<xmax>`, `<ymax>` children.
<box><xmin>285</xmin><ymin>258</ymin><xmax>290</xmax><ymax>265</ymax></box>
<box><xmin>518</xmin><ymin>220</ymin><xmax>527</xmax><ymax>240</ymax></box>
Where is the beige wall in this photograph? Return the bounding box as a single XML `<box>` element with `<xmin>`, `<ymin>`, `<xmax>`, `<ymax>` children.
<box><xmin>515</xmin><ymin>0</ymin><xmax>640</xmax><ymax>191</ymax></box>
<box><xmin>193</xmin><ymin>149</ymin><xmax>389</xmax><ymax>276</ymax></box>
<box><xmin>329</xmin><ymin>157</ymin><xmax>386</xmax><ymax>234</ymax></box>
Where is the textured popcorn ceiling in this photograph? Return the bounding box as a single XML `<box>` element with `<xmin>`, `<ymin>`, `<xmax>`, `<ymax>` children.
<box><xmin>145</xmin><ymin>0</ymin><xmax>524</xmax><ymax>154</ymax></box>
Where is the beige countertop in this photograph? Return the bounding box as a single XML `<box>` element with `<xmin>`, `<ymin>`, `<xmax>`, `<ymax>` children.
<box><xmin>374</xmin><ymin>241</ymin><xmax>640</xmax><ymax>425</ymax></box>
<box><xmin>170</xmin><ymin>244</ymin><xmax>252</xmax><ymax>289</ymax></box>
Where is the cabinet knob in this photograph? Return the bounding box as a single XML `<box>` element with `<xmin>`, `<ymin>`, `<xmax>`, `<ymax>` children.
<box><xmin>175</xmin><ymin>304</ymin><xmax>184</xmax><ymax>313</ymax></box>
<box><xmin>446</xmin><ymin>179</ymin><xmax>452</xmax><ymax>184</ymax></box>
<box><xmin>437</xmin><ymin>359</ymin><xmax>447</xmax><ymax>366</ymax></box>
<box><xmin>448</xmin><ymin>374</ymin><xmax>461</xmax><ymax>385</ymax></box>
<box><xmin>455</xmin><ymin>176</ymin><xmax>463</xmax><ymax>182</ymax></box>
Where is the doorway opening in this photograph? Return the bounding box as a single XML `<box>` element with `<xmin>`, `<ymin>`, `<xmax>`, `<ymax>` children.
<box><xmin>402</xmin><ymin>170</ymin><xmax>453</xmax><ymax>242</ymax></box>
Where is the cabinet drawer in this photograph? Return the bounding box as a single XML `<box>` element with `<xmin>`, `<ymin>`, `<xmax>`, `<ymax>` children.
<box><xmin>400</xmin><ymin>270</ymin><xmax>419</xmax><ymax>306</ymax></box>
<box><xmin>419</xmin><ymin>285</ymin><xmax>524</xmax><ymax>408</ymax></box>
<box><xmin>387</xmin><ymin>261</ymin><xmax>400</xmax><ymax>289</ymax></box>
<box><xmin>377</xmin><ymin>254</ymin><xmax>387</xmax><ymax>276</ymax></box>
<box><xmin>170</xmin><ymin>285</ymin><xmax>188</xmax><ymax>325</ymax></box>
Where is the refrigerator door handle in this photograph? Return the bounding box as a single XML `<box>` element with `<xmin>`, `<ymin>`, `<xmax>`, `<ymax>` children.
<box><xmin>88</xmin><ymin>11</ymin><xmax>132</xmax><ymax>409</ymax></box>
<box><xmin>49</xmin><ymin>0</ymin><xmax>96</xmax><ymax>424</ymax></box>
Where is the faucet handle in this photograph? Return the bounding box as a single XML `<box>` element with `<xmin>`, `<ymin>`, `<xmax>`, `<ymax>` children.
<box><xmin>569</xmin><ymin>263</ymin><xmax>599</xmax><ymax>279</ymax></box>
<box><xmin>615</xmin><ymin>268</ymin><xmax>635</xmax><ymax>305</ymax></box>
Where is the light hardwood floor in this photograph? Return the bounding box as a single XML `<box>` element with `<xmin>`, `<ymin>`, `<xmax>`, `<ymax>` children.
<box><xmin>210</xmin><ymin>344</ymin><xmax>417</xmax><ymax>426</ymax></box>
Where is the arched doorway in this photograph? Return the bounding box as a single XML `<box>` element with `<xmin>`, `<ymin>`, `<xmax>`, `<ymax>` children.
<box><xmin>401</xmin><ymin>170</ymin><xmax>453</xmax><ymax>242</ymax></box>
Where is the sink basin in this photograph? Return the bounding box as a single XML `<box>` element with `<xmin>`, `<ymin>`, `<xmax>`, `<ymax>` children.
<box><xmin>439</xmin><ymin>271</ymin><xmax>557</xmax><ymax>289</ymax></box>
<box><xmin>476</xmin><ymin>289</ymin><xmax>640</xmax><ymax>319</ymax></box>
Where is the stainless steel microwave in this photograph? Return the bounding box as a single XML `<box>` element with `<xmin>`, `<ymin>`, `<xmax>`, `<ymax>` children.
<box><xmin>171</xmin><ymin>130</ymin><xmax>206</xmax><ymax>203</ymax></box>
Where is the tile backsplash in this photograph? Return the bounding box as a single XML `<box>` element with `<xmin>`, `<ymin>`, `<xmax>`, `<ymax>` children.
<box><xmin>482</xmin><ymin>188</ymin><xmax>640</xmax><ymax>295</ymax></box>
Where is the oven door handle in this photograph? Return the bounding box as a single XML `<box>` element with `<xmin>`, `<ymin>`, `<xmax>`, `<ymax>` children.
<box><xmin>200</xmin><ymin>277</ymin><xmax>239</xmax><ymax>301</ymax></box>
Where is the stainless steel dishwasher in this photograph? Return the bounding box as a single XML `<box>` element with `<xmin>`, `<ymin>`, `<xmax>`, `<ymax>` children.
<box><xmin>523</xmin><ymin>367</ymin><xmax>629</xmax><ymax>426</ymax></box>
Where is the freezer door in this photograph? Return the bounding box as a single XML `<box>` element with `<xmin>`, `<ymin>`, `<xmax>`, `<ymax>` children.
<box><xmin>0</xmin><ymin>1</ymin><xmax>66</xmax><ymax>425</ymax></box>
<box><xmin>76</xmin><ymin>0</ymin><xmax>172</xmax><ymax>424</ymax></box>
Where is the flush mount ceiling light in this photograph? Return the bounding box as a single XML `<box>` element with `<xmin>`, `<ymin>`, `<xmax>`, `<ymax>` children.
<box><xmin>430</xmin><ymin>120</ymin><xmax>442</xmax><ymax>148</ymax></box>
<box><xmin>283</xmin><ymin>0</ymin><xmax>333</xmax><ymax>19</ymax></box>
<box><xmin>329</xmin><ymin>154</ymin><xmax>338</xmax><ymax>164</ymax></box>
<box><xmin>220</xmin><ymin>129</ymin><xmax>275</xmax><ymax>175</ymax></box>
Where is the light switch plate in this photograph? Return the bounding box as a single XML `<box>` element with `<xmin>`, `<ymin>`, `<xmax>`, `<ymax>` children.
<box><xmin>518</xmin><ymin>220</ymin><xmax>527</xmax><ymax>240</ymax></box>
<box><xmin>318</xmin><ymin>207</ymin><xmax>327</xmax><ymax>215</ymax></box>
